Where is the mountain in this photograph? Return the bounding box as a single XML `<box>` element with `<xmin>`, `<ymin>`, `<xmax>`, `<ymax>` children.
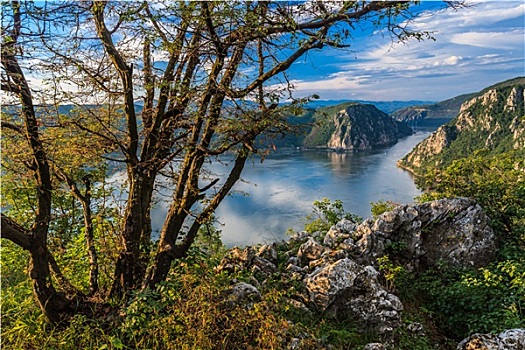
<box><xmin>305</xmin><ymin>99</ymin><xmax>434</xmax><ymax>114</ymax></box>
<box><xmin>300</xmin><ymin>102</ymin><xmax>413</xmax><ymax>151</ymax></box>
<box><xmin>391</xmin><ymin>93</ymin><xmax>476</xmax><ymax>128</ymax></box>
<box><xmin>392</xmin><ymin>77</ymin><xmax>525</xmax><ymax>128</ymax></box>
<box><xmin>398</xmin><ymin>77</ymin><xmax>525</xmax><ymax>175</ymax></box>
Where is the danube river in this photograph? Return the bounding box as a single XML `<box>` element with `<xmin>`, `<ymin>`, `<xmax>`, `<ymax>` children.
<box><xmin>200</xmin><ymin>130</ymin><xmax>432</xmax><ymax>246</ymax></box>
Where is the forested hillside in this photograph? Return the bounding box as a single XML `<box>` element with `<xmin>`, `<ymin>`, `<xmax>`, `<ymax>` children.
<box><xmin>398</xmin><ymin>77</ymin><xmax>525</xmax><ymax>174</ymax></box>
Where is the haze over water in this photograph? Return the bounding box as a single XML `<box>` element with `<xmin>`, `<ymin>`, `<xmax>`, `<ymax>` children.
<box><xmin>209</xmin><ymin>130</ymin><xmax>433</xmax><ymax>246</ymax></box>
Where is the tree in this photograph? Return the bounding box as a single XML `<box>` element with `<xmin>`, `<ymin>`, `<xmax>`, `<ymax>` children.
<box><xmin>1</xmin><ymin>0</ymin><xmax>462</xmax><ymax>323</ymax></box>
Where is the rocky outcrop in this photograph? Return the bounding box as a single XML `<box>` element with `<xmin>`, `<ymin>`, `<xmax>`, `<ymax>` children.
<box><xmin>351</xmin><ymin>197</ymin><xmax>497</xmax><ymax>271</ymax></box>
<box><xmin>399</xmin><ymin>78</ymin><xmax>525</xmax><ymax>174</ymax></box>
<box><xmin>216</xmin><ymin>197</ymin><xmax>498</xmax><ymax>341</ymax></box>
<box><xmin>304</xmin><ymin>258</ymin><xmax>403</xmax><ymax>334</ymax></box>
<box><xmin>457</xmin><ymin>329</ymin><xmax>525</xmax><ymax>350</ymax></box>
<box><xmin>398</xmin><ymin>124</ymin><xmax>457</xmax><ymax>170</ymax></box>
<box><xmin>304</xmin><ymin>103</ymin><xmax>412</xmax><ymax>151</ymax></box>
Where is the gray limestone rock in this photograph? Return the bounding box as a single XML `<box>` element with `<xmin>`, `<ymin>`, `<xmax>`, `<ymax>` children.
<box><xmin>228</xmin><ymin>282</ymin><xmax>261</xmax><ymax>310</ymax></box>
<box><xmin>353</xmin><ymin>197</ymin><xmax>497</xmax><ymax>271</ymax></box>
<box><xmin>297</xmin><ymin>237</ymin><xmax>331</xmax><ymax>264</ymax></box>
<box><xmin>303</xmin><ymin>258</ymin><xmax>402</xmax><ymax>335</ymax></box>
<box><xmin>457</xmin><ymin>329</ymin><xmax>525</xmax><ymax>350</ymax></box>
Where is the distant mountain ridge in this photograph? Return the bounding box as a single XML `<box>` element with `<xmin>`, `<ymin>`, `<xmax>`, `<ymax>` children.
<box><xmin>305</xmin><ymin>99</ymin><xmax>434</xmax><ymax>114</ymax></box>
<box><xmin>398</xmin><ymin>77</ymin><xmax>525</xmax><ymax>175</ymax></box>
<box><xmin>392</xmin><ymin>77</ymin><xmax>525</xmax><ymax>127</ymax></box>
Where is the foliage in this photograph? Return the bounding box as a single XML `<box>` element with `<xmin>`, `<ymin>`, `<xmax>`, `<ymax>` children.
<box><xmin>398</xmin><ymin>148</ymin><xmax>525</xmax><ymax>340</ymax></box>
<box><xmin>377</xmin><ymin>255</ymin><xmax>406</xmax><ymax>293</ymax></box>
<box><xmin>2</xmin><ymin>0</ymin><xmax>449</xmax><ymax>322</ymax></box>
<box><xmin>401</xmin><ymin>80</ymin><xmax>525</xmax><ymax>175</ymax></box>
<box><xmin>423</xmin><ymin>149</ymin><xmax>525</xmax><ymax>231</ymax></box>
<box><xmin>304</xmin><ymin>198</ymin><xmax>361</xmax><ymax>234</ymax></box>
<box><xmin>370</xmin><ymin>200</ymin><xmax>400</xmax><ymax>219</ymax></box>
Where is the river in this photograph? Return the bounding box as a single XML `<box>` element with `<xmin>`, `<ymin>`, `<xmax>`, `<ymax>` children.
<box><xmin>191</xmin><ymin>129</ymin><xmax>432</xmax><ymax>246</ymax></box>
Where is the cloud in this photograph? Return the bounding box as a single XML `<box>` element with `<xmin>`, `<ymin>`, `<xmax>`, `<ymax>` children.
<box><xmin>433</xmin><ymin>55</ymin><xmax>464</xmax><ymax>66</ymax></box>
<box><xmin>285</xmin><ymin>1</ymin><xmax>524</xmax><ymax>101</ymax></box>
<box><xmin>450</xmin><ymin>29</ymin><xmax>525</xmax><ymax>49</ymax></box>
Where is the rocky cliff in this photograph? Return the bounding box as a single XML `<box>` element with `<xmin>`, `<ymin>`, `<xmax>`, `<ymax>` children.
<box><xmin>391</xmin><ymin>93</ymin><xmax>475</xmax><ymax>127</ymax></box>
<box><xmin>398</xmin><ymin>78</ymin><xmax>525</xmax><ymax>174</ymax></box>
<box><xmin>303</xmin><ymin>103</ymin><xmax>413</xmax><ymax>151</ymax></box>
<box><xmin>392</xmin><ymin>77</ymin><xmax>525</xmax><ymax>128</ymax></box>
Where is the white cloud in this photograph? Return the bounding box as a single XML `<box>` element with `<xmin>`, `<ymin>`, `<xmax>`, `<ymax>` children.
<box><xmin>450</xmin><ymin>29</ymin><xmax>525</xmax><ymax>49</ymax></box>
<box><xmin>433</xmin><ymin>55</ymin><xmax>464</xmax><ymax>66</ymax></box>
<box><xmin>411</xmin><ymin>2</ymin><xmax>525</xmax><ymax>30</ymax></box>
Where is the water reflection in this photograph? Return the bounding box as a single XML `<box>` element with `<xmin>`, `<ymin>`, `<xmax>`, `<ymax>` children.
<box><xmin>210</xmin><ymin>131</ymin><xmax>432</xmax><ymax>246</ymax></box>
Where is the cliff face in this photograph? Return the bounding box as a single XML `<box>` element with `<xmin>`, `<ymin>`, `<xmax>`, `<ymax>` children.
<box><xmin>392</xmin><ymin>77</ymin><xmax>525</xmax><ymax>128</ymax></box>
<box><xmin>399</xmin><ymin>79</ymin><xmax>525</xmax><ymax>174</ymax></box>
<box><xmin>304</xmin><ymin>103</ymin><xmax>413</xmax><ymax>151</ymax></box>
<box><xmin>391</xmin><ymin>93</ymin><xmax>476</xmax><ymax>126</ymax></box>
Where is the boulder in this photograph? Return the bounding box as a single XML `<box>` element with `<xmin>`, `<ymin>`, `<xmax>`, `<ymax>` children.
<box><xmin>303</xmin><ymin>258</ymin><xmax>402</xmax><ymax>335</ymax></box>
<box><xmin>228</xmin><ymin>282</ymin><xmax>262</xmax><ymax>310</ymax></box>
<box><xmin>457</xmin><ymin>329</ymin><xmax>525</xmax><ymax>350</ymax></box>
<box><xmin>353</xmin><ymin>197</ymin><xmax>497</xmax><ymax>271</ymax></box>
<box><xmin>297</xmin><ymin>237</ymin><xmax>331</xmax><ymax>264</ymax></box>
<box><xmin>251</xmin><ymin>256</ymin><xmax>277</xmax><ymax>277</ymax></box>
<box><xmin>257</xmin><ymin>243</ymin><xmax>278</xmax><ymax>264</ymax></box>
<box><xmin>215</xmin><ymin>246</ymin><xmax>255</xmax><ymax>273</ymax></box>
<box><xmin>323</xmin><ymin>218</ymin><xmax>357</xmax><ymax>248</ymax></box>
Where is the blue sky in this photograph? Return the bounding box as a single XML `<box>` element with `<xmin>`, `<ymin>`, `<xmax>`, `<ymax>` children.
<box><xmin>283</xmin><ymin>1</ymin><xmax>524</xmax><ymax>102</ymax></box>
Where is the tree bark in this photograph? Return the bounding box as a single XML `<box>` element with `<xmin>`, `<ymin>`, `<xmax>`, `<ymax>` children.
<box><xmin>1</xmin><ymin>1</ymin><xmax>74</xmax><ymax>322</ymax></box>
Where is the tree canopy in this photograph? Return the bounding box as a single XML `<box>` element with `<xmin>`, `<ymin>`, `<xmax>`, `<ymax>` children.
<box><xmin>1</xmin><ymin>0</ymin><xmax>461</xmax><ymax>323</ymax></box>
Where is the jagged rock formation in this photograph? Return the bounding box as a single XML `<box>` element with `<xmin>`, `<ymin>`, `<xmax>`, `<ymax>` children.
<box><xmin>457</xmin><ymin>329</ymin><xmax>525</xmax><ymax>350</ymax></box>
<box><xmin>399</xmin><ymin>77</ymin><xmax>525</xmax><ymax>174</ymax></box>
<box><xmin>303</xmin><ymin>103</ymin><xmax>413</xmax><ymax>151</ymax></box>
<box><xmin>351</xmin><ymin>197</ymin><xmax>497</xmax><ymax>272</ymax></box>
<box><xmin>216</xmin><ymin>197</ymin><xmax>498</xmax><ymax>344</ymax></box>
<box><xmin>303</xmin><ymin>258</ymin><xmax>403</xmax><ymax>334</ymax></box>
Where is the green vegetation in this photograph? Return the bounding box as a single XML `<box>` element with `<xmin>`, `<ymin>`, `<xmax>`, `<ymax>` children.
<box><xmin>399</xmin><ymin>78</ymin><xmax>525</xmax><ymax>173</ymax></box>
<box><xmin>303</xmin><ymin>198</ymin><xmax>362</xmax><ymax>234</ymax></box>
<box><xmin>393</xmin><ymin>79</ymin><xmax>525</xmax><ymax>341</ymax></box>
<box><xmin>370</xmin><ymin>200</ymin><xmax>400</xmax><ymax>219</ymax></box>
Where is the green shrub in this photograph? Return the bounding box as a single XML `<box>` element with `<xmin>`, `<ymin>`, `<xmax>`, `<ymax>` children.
<box><xmin>304</xmin><ymin>198</ymin><xmax>361</xmax><ymax>233</ymax></box>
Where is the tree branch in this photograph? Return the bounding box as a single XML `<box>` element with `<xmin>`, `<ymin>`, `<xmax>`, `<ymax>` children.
<box><xmin>1</xmin><ymin>214</ymin><xmax>32</xmax><ymax>250</ymax></box>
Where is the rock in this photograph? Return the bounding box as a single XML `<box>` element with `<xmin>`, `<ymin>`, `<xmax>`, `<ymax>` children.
<box><xmin>287</xmin><ymin>256</ymin><xmax>301</xmax><ymax>267</ymax></box>
<box><xmin>215</xmin><ymin>246</ymin><xmax>255</xmax><ymax>273</ymax></box>
<box><xmin>364</xmin><ymin>343</ymin><xmax>386</xmax><ymax>350</ymax></box>
<box><xmin>286</xmin><ymin>264</ymin><xmax>305</xmax><ymax>274</ymax></box>
<box><xmin>399</xmin><ymin>78</ymin><xmax>525</xmax><ymax>174</ymax></box>
<box><xmin>288</xmin><ymin>338</ymin><xmax>301</xmax><ymax>350</ymax></box>
<box><xmin>304</xmin><ymin>103</ymin><xmax>413</xmax><ymax>151</ymax></box>
<box><xmin>353</xmin><ymin>197</ymin><xmax>497</xmax><ymax>272</ymax></box>
<box><xmin>406</xmin><ymin>322</ymin><xmax>425</xmax><ymax>335</ymax></box>
<box><xmin>303</xmin><ymin>258</ymin><xmax>402</xmax><ymax>335</ymax></box>
<box><xmin>251</xmin><ymin>256</ymin><xmax>277</xmax><ymax>277</ymax></box>
<box><xmin>297</xmin><ymin>237</ymin><xmax>331</xmax><ymax>264</ymax></box>
<box><xmin>228</xmin><ymin>282</ymin><xmax>261</xmax><ymax>310</ymax></box>
<box><xmin>457</xmin><ymin>329</ymin><xmax>525</xmax><ymax>350</ymax></box>
<box><xmin>289</xmin><ymin>231</ymin><xmax>310</xmax><ymax>243</ymax></box>
<box><xmin>257</xmin><ymin>243</ymin><xmax>278</xmax><ymax>264</ymax></box>
<box><xmin>323</xmin><ymin>218</ymin><xmax>356</xmax><ymax>248</ymax></box>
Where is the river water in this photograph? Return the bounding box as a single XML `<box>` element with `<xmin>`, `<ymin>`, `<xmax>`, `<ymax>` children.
<box><xmin>201</xmin><ymin>129</ymin><xmax>432</xmax><ymax>246</ymax></box>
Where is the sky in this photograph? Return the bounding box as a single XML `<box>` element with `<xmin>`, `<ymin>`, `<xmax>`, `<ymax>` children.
<box><xmin>1</xmin><ymin>1</ymin><xmax>523</xmax><ymax>105</ymax></box>
<box><xmin>283</xmin><ymin>1</ymin><xmax>525</xmax><ymax>102</ymax></box>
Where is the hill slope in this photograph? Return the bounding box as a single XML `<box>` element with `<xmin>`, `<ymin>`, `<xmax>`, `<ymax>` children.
<box><xmin>398</xmin><ymin>77</ymin><xmax>525</xmax><ymax>174</ymax></box>
<box><xmin>302</xmin><ymin>103</ymin><xmax>413</xmax><ymax>151</ymax></box>
<box><xmin>392</xmin><ymin>77</ymin><xmax>525</xmax><ymax>127</ymax></box>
